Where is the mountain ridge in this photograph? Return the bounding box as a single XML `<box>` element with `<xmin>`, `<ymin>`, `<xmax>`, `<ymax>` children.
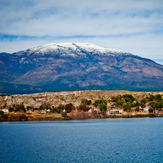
<box><xmin>0</xmin><ymin>43</ymin><xmax>163</xmax><ymax>94</ymax></box>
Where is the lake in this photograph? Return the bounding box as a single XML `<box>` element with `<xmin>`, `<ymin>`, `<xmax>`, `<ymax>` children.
<box><xmin>1</xmin><ymin>118</ymin><xmax>163</xmax><ymax>163</ymax></box>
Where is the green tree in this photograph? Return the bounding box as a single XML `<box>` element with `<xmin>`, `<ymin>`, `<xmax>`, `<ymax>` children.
<box><xmin>122</xmin><ymin>94</ymin><xmax>135</xmax><ymax>103</ymax></box>
<box><xmin>140</xmin><ymin>99</ymin><xmax>147</xmax><ymax>108</ymax></box>
<box><xmin>135</xmin><ymin>106</ymin><xmax>139</xmax><ymax>112</ymax></box>
<box><xmin>0</xmin><ymin>111</ymin><xmax>4</xmax><ymax>115</ymax></box>
<box><xmin>93</xmin><ymin>99</ymin><xmax>107</xmax><ymax>107</ymax></box>
<box><xmin>78</xmin><ymin>104</ymin><xmax>90</xmax><ymax>112</ymax></box>
<box><xmin>15</xmin><ymin>104</ymin><xmax>25</xmax><ymax>112</ymax></box>
<box><xmin>155</xmin><ymin>94</ymin><xmax>162</xmax><ymax>102</ymax></box>
<box><xmin>58</xmin><ymin>104</ymin><xmax>64</xmax><ymax>110</ymax></box>
<box><xmin>122</xmin><ymin>102</ymin><xmax>132</xmax><ymax>111</ymax></box>
<box><xmin>157</xmin><ymin>101</ymin><xmax>163</xmax><ymax>110</ymax></box>
<box><xmin>148</xmin><ymin>94</ymin><xmax>155</xmax><ymax>101</ymax></box>
<box><xmin>149</xmin><ymin>108</ymin><xmax>154</xmax><ymax>113</ymax></box>
<box><xmin>99</xmin><ymin>104</ymin><xmax>107</xmax><ymax>111</ymax></box>
<box><xmin>149</xmin><ymin>101</ymin><xmax>158</xmax><ymax>110</ymax></box>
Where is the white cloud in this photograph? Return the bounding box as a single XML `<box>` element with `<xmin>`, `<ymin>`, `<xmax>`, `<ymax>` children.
<box><xmin>0</xmin><ymin>0</ymin><xmax>163</xmax><ymax>60</ymax></box>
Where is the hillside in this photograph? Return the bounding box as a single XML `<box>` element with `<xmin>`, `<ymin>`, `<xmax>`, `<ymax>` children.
<box><xmin>1</xmin><ymin>43</ymin><xmax>163</xmax><ymax>94</ymax></box>
<box><xmin>0</xmin><ymin>90</ymin><xmax>162</xmax><ymax>108</ymax></box>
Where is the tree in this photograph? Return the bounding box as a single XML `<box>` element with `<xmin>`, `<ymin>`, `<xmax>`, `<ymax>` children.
<box><xmin>15</xmin><ymin>104</ymin><xmax>25</xmax><ymax>112</ymax></box>
<box><xmin>7</xmin><ymin>113</ymin><xmax>19</xmax><ymax>121</ymax></box>
<box><xmin>149</xmin><ymin>101</ymin><xmax>158</xmax><ymax>110</ymax></box>
<box><xmin>0</xmin><ymin>111</ymin><xmax>4</xmax><ymax>116</ymax></box>
<box><xmin>140</xmin><ymin>99</ymin><xmax>147</xmax><ymax>108</ymax></box>
<box><xmin>135</xmin><ymin>106</ymin><xmax>139</xmax><ymax>112</ymax></box>
<box><xmin>157</xmin><ymin>101</ymin><xmax>163</xmax><ymax>110</ymax></box>
<box><xmin>155</xmin><ymin>94</ymin><xmax>162</xmax><ymax>102</ymax></box>
<box><xmin>122</xmin><ymin>94</ymin><xmax>135</xmax><ymax>103</ymax></box>
<box><xmin>99</xmin><ymin>104</ymin><xmax>107</xmax><ymax>111</ymax></box>
<box><xmin>93</xmin><ymin>99</ymin><xmax>107</xmax><ymax>107</ymax></box>
<box><xmin>58</xmin><ymin>104</ymin><xmax>64</xmax><ymax>110</ymax></box>
<box><xmin>122</xmin><ymin>102</ymin><xmax>132</xmax><ymax>111</ymax></box>
<box><xmin>61</xmin><ymin>111</ymin><xmax>67</xmax><ymax>117</ymax></box>
<box><xmin>149</xmin><ymin>108</ymin><xmax>154</xmax><ymax>113</ymax></box>
<box><xmin>64</xmin><ymin>103</ymin><xmax>75</xmax><ymax>113</ymax></box>
<box><xmin>148</xmin><ymin>94</ymin><xmax>155</xmax><ymax>101</ymax></box>
<box><xmin>81</xmin><ymin>99</ymin><xmax>92</xmax><ymax>105</ymax></box>
<box><xmin>78</xmin><ymin>104</ymin><xmax>90</xmax><ymax>112</ymax></box>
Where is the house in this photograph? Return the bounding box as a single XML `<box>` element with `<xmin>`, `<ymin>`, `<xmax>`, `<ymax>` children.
<box><xmin>143</xmin><ymin>107</ymin><xmax>149</xmax><ymax>112</ymax></box>
<box><xmin>0</xmin><ymin>108</ymin><xmax>9</xmax><ymax>113</ymax></box>
<box><xmin>41</xmin><ymin>110</ymin><xmax>46</xmax><ymax>114</ymax></box>
<box><xmin>107</xmin><ymin>109</ymin><xmax>123</xmax><ymax>115</ymax></box>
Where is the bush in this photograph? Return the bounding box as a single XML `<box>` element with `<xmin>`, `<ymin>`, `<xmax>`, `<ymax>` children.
<box><xmin>15</xmin><ymin>104</ymin><xmax>25</xmax><ymax>112</ymax></box>
<box><xmin>64</xmin><ymin>103</ymin><xmax>75</xmax><ymax>113</ymax></box>
<box><xmin>18</xmin><ymin>114</ymin><xmax>28</xmax><ymax>121</ymax></box>
<box><xmin>140</xmin><ymin>99</ymin><xmax>147</xmax><ymax>108</ymax></box>
<box><xmin>7</xmin><ymin>113</ymin><xmax>19</xmax><ymax>121</ymax></box>
<box><xmin>122</xmin><ymin>94</ymin><xmax>135</xmax><ymax>103</ymax></box>
<box><xmin>78</xmin><ymin>104</ymin><xmax>90</xmax><ymax>112</ymax></box>
<box><xmin>93</xmin><ymin>99</ymin><xmax>107</xmax><ymax>107</ymax></box>
<box><xmin>52</xmin><ymin>107</ymin><xmax>62</xmax><ymax>113</ymax></box>
<box><xmin>58</xmin><ymin>104</ymin><xmax>64</xmax><ymax>110</ymax></box>
<box><xmin>149</xmin><ymin>108</ymin><xmax>154</xmax><ymax>113</ymax></box>
<box><xmin>61</xmin><ymin>111</ymin><xmax>67</xmax><ymax>117</ymax></box>
<box><xmin>0</xmin><ymin>111</ymin><xmax>4</xmax><ymax>115</ymax></box>
<box><xmin>135</xmin><ymin>106</ymin><xmax>139</xmax><ymax>112</ymax></box>
<box><xmin>148</xmin><ymin>94</ymin><xmax>155</xmax><ymax>101</ymax></box>
<box><xmin>155</xmin><ymin>94</ymin><xmax>162</xmax><ymax>102</ymax></box>
<box><xmin>99</xmin><ymin>104</ymin><xmax>107</xmax><ymax>111</ymax></box>
<box><xmin>122</xmin><ymin>102</ymin><xmax>132</xmax><ymax>111</ymax></box>
<box><xmin>81</xmin><ymin>99</ymin><xmax>92</xmax><ymax>105</ymax></box>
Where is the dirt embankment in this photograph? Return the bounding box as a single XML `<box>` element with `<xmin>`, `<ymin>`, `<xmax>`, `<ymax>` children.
<box><xmin>0</xmin><ymin>90</ymin><xmax>162</xmax><ymax>108</ymax></box>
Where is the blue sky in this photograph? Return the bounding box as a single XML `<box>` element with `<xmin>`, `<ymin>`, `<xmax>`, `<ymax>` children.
<box><xmin>0</xmin><ymin>0</ymin><xmax>163</xmax><ymax>64</ymax></box>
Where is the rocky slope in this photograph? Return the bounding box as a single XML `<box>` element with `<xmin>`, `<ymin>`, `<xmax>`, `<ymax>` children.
<box><xmin>1</xmin><ymin>43</ymin><xmax>163</xmax><ymax>94</ymax></box>
<box><xmin>1</xmin><ymin>90</ymin><xmax>162</xmax><ymax>108</ymax></box>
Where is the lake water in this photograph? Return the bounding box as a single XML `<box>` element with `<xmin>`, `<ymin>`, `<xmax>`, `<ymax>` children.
<box><xmin>1</xmin><ymin>118</ymin><xmax>163</xmax><ymax>163</ymax></box>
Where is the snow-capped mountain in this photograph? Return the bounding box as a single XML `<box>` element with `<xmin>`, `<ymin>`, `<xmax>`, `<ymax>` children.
<box><xmin>14</xmin><ymin>43</ymin><xmax>134</xmax><ymax>57</ymax></box>
<box><xmin>1</xmin><ymin>43</ymin><xmax>163</xmax><ymax>94</ymax></box>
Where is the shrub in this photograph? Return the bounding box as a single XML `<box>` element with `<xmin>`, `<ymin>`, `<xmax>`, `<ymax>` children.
<box><xmin>17</xmin><ymin>114</ymin><xmax>28</xmax><ymax>121</ymax></box>
<box><xmin>149</xmin><ymin>108</ymin><xmax>154</xmax><ymax>113</ymax></box>
<box><xmin>81</xmin><ymin>99</ymin><xmax>92</xmax><ymax>105</ymax></box>
<box><xmin>0</xmin><ymin>111</ymin><xmax>4</xmax><ymax>116</ymax></box>
<box><xmin>7</xmin><ymin>113</ymin><xmax>19</xmax><ymax>121</ymax></box>
<box><xmin>135</xmin><ymin>106</ymin><xmax>139</xmax><ymax>112</ymax></box>
<box><xmin>69</xmin><ymin>110</ymin><xmax>89</xmax><ymax>120</ymax></box>
<box><xmin>58</xmin><ymin>104</ymin><xmax>64</xmax><ymax>110</ymax></box>
<box><xmin>61</xmin><ymin>111</ymin><xmax>67</xmax><ymax>117</ymax></box>
<box><xmin>78</xmin><ymin>104</ymin><xmax>90</xmax><ymax>112</ymax></box>
<box><xmin>122</xmin><ymin>102</ymin><xmax>132</xmax><ymax>111</ymax></box>
<box><xmin>140</xmin><ymin>99</ymin><xmax>147</xmax><ymax>108</ymax></box>
<box><xmin>15</xmin><ymin>104</ymin><xmax>25</xmax><ymax>112</ymax></box>
<box><xmin>64</xmin><ymin>103</ymin><xmax>75</xmax><ymax>113</ymax></box>
<box><xmin>155</xmin><ymin>94</ymin><xmax>162</xmax><ymax>102</ymax></box>
<box><xmin>52</xmin><ymin>107</ymin><xmax>62</xmax><ymax>113</ymax></box>
<box><xmin>99</xmin><ymin>104</ymin><xmax>107</xmax><ymax>111</ymax></box>
<box><xmin>9</xmin><ymin>107</ymin><xmax>14</xmax><ymax>112</ymax></box>
<box><xmin>93</xmin><ymin>99</ymin><xmax>107</xmax><ymax>107</ymax></box>
<box><xmin>148</xmin><ymin>94</ymin><xmax>155</xmax><ymax>101</ymax></box>
<box><xmin>122</xmin><ymin>94</ymin><xmax>135</xmax><ymax>103</ymax></box>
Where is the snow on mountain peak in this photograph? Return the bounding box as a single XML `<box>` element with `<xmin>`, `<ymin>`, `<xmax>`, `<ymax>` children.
<box><xmin>15</xmin><ymin>43</ymin><xmax>135</xmax><ymax>57</ymax></box>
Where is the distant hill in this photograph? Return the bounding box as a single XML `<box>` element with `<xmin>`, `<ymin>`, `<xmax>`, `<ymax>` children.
<box><xmin>1</xmin><ymin>43</ymin><xmax>163</xmax><ymax>94</ymax></box>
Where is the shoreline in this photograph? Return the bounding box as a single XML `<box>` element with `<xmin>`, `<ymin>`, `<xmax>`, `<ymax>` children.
<box><xmin>1</xmin><ymin>113</ymin><xmax>162</xmax><ymax>122</ymax></box>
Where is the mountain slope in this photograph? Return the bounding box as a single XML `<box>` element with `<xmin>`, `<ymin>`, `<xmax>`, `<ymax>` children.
<box><xmin>1</xmin><ymin>43</ymin><xmax>163</xmax><ymax>94</ymax></box>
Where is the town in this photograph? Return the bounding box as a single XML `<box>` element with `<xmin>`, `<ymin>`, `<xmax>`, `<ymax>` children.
<box><xmin>0</xmin><ymin>90</ymin><xmax>163</xmax><ymax>121</ymax></box>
